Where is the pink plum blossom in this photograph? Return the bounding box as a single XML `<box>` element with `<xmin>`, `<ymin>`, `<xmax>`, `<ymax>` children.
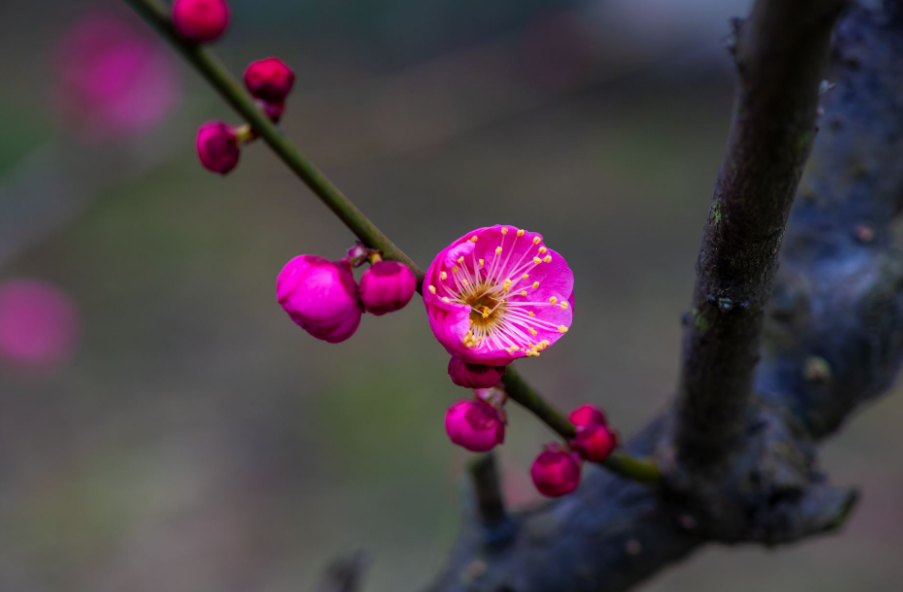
<box><xmin>277</xmin><ymin>255</ymin><xmax>362</xmax><ymax>343</ymax></box>
<box><xmin>530</xmin><ymin>443</ymin><xmax>582</xmax><ymax>497</ymax></box>
<box><xmin>423</xmin><ymin>225</ymin><xmax>574</xmax><ymax>366</ymax></box>
<box><xmin>55</xmin><ymin>13</ymin><xmax>179</xmax><ymax>140</ymax></box>
<box><xmin>445</xmin><ymin>399</ymin><xmax>506</xmax><ymax>452</ymax></box>
<box><xmin>0</xmin><ymin>279</ymin><xmax>80</xmax><ymax>367</ymax></box>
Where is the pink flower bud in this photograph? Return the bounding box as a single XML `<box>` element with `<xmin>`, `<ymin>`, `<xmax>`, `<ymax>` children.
<box><xmin>172</xmin><ymin>0</ymin><xmax>230</xmax><ymax>43</ymax></box>
<box><xmin>0</xmin><ymin>279</ymin><xmax>80</xmax><ymax>368</ymax></box>
<box><xmin>530</xmin><ymin>443</ymin><xmax>582</xmax><ymax>497</ymax></box>
<box><xmin>260</xmin><ymin>100</ymin><xmax>286</xmax><ymax>123</ymax></box>
<box><xmin>568</xmin><ymin>404</ymin><xmax>607</xmax><ymax>428</ymax></box>
<box><xmin>196</xmin><ymin>121</ymin><xmax>240</xmax><ymax>174</ymax></box>
<box><xmin>277</xmin><ymin>255</ymin><xmax>362</xmax><ymax>343</ymax></box>
<box><xmin>358</xmin><ymin>261</ymin><xmax>416</xmax><ymax>316</ymax></box>
<box><xmin>244</xmin><ymin>57</ymin><xmax>296</xmax><ymax>104</ymax></box>
<box><xmin>572</xmin><ymin>423</ymin><xmax>617</xmax><ymax>463</ymax></box>
<box><xmin>445</xmin><ymin>399</ymin><xmax>505</xmax><ymax>452</ymax></box>
<box><xmin>447</xmin><ymin>357</ymin><xmax>506</xmax><ymax>388</ymax></box>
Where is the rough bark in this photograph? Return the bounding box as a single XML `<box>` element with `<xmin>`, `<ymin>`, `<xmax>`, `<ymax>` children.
<box><xmin>674</xmin><ymin>0</ymin><xmax>847</xmax><ymax>474</ymax></box>
<box><xmin>427</xmin><ymin>2</ymin><xmax>903</xmax><ymax>592</ymax></box>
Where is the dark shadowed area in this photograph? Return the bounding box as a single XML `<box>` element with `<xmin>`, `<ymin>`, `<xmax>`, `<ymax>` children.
<box><xmin>0</xmin><ymin>0</ymin><xmax>901</xmax><ymax>591</ymax></box>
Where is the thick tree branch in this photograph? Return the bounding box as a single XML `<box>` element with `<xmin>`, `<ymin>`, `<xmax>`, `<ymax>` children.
<box><xmin>429</xmin><ymin>3</ymin><xmax>903</xmax><ymax>592</ymax></box>
<box><xmin>674</xmin><ymin>0</ymin><xmax>848</xmax><ymax>474</ymax></box>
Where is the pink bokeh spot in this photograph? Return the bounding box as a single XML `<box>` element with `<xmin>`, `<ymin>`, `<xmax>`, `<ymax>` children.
<box><xmin>0</xmin><ymin>279</ymin><xmax>80</xmax><ymax>367</ymax></box>
<box><xmin>55</xmin><ymin>13</ymin><xmax>180</xmax><ymax>140</ymax></box>
<box><xmin>423</xmin><ymin>225</ymin><xmax>574</xmax><ymax>366</ymax></box>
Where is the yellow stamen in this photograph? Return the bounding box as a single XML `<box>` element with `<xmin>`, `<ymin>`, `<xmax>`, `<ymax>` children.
<box><xmin>428</xmin><ymin>285</ymin><xmax>436</xmax><ymax>294</ymax></box>
<box><xmin>517</xmin><ymin>229</ymin><xmax>525</xmax><ymax>237</ymax></box>
<box><xmin>532</xmin><ymin>282</ymin><xmax>539</xmax><ymax>289</ymax></box>
<box><xmin>469</xmin><ymin>236</ymin><xmax>478</xmax><ymax>242</ymax></box>
<box><xmin>501</xmin><ymin>227</ymin><xmax>509</xmax><ymax>235</ymax></box>
<box><xmin>495</xmin><ymin>246</ymin><xmax>503</xmax><ymax>255</ymax></box>
<box><xmin>440</xmin><ymin>271</ymin><xmax>448</xmax><ymax>280</ymax></box>
<box><xmin>533</xmin><ymin>257</ymin><xmax>541</xmax><ymax>264</ymax></box>
<box><xmin>560</xmin><ymin>302</ymin><xmax>569</xmax><ymax>310</ymax></box>
<box><xmin>528</xmin><ymin>311</ymin><xmax>535</xmax><ymax>317</ymax></box>
<box><xmin>558</xmin><ymin>325</ymin><xmax>568</xmax><ymax>333</ymax></box>
<box><xmin>479</xmin><ymin>259</ymin><xmax>485</xmax><ymax>266</ymax></box>
<box><xmin>442</xmin><ymin>297</ymin><xmax>450</xmax><ymax>303</ymax></box>
<box><xmin>549</xmin><ymin>296</ymin><xmax>557</xmax><ymax>305</ymax></box>
<box><xmin>543</xmin><ymin>255</ymin><xmax>552</xmax><ymax>263</ymax></box>
<box><xmin>539</xmin><ymin>247</ymin><xmax>547</xmax><ymax>254</ymax></box>
<box><xmin>521</xmin><ymin>291</ymin><xmax>527</xmax><ymax>296</ymax></box>
<box><xmin>533</xmin><ymin>236</ymin><xmax>541</xmax><ymax>245</ymax></box>
<box><xmin>457</xmin><ymin>256</ymin><xmax>465</xmax><ymax>264</ymax></box>
<box><xmin>522</xmin><ymin>273</ymin><xmax>529</xmax><ymax>279</ymax></box>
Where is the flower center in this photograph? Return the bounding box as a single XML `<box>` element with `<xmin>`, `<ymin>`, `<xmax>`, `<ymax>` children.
<box><xmin>465</xmin><ymin>287</ymin><xmax>506</xmax><ymax>330</ymax></box>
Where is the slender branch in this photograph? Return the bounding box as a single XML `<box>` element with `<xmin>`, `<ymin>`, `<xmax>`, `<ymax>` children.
<box><xmin>123</xmin><ymin>0</ymin><xmax>658</xmax><ymax>484</ymax></box>
<box><xmin>466</xmin><ymin>453</ymin><xmax>508</xmax><ymax>528</ymax></box>
<box><xmin>503</xmin><ymin>367</ymin><xmax>661</xmax><ymax>484</ymax></box>
<box><xmin>123</xmin><ymin>0</ymin><xmax>421</xmax><ymax>281</ymax></box>
<box><xmin>674</xmin><ymin>0</ymin><xmax>848</xmax><ymax>474</ymax></box>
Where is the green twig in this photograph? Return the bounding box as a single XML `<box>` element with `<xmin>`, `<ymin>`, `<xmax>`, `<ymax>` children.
<box><xmin>123</xmin><ymin>0</ymin><xmax>421</xmax><ymax>282</ymax></box>
<box><xmin>502</xmin><ymin>367</ymin><xmax>660</xmax><ymax>484</ymax></box>
<box><xmin>124</xmin><ymin>0</ymin><xmax>659</xmax><ymax>486</ymax></box>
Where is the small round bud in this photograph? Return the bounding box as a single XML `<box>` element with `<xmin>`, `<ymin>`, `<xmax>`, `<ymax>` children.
<box><xmin>572</xmin><ymin>423</ymin><xmax>617</xmax><ymax>463</ymax></box>
<box><xmin>530</xmin><ymin>443</ymin><xmax>582</xmax><ymax>497</ymax></box>
<box><xmin>172</xmin><ymin>0</ymin><xmax>230</xmax><ymax>43</ymax></box>
<box><xmin>358</xmin><ymin>261</ymin><xmax>416</xmax><ymax>316</ymax></box>
<box><xmin>277</xmin><ymin>255</ymin><xmax>362</xmax><ymax>343</ymax></box>
<box><xmin>196</xmin><ymin>121</ymin><xmax>240</xmax><ymax>174</ymax></box>
<box><xmin>244</xmin><ymin>57</ymin><xmax>296</xmax><ymax>104</ymax></box>
<box><xmin>568</xmin><ymin>404</ymin><xmax>607</xmax><ymax>428</ymax></box>
<box><xmin>260</xmin><ymin>100</ymin><xmax>285</xmax><ymax>123</ymax></box>
<box><xmin>447</xmin><ymin>357</ymin><xmax>505</xmax><ymax>389</ymax></box>
<box><xmin>445</xmin><ymin>399</ymin><xmax>505</xmax><ymax>452</ymax></box>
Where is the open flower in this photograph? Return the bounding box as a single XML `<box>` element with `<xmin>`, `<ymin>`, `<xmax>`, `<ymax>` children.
<box><xmin>423</xmin><ymin>225</ymin><xmax>574</xmax><ymax>366</ymax></box>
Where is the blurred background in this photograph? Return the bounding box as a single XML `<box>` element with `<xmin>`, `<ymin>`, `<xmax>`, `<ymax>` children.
<box><xmin>1</xmin><ymin>0</ymin><xmax>901</xmax><ymax>590</ymax></box>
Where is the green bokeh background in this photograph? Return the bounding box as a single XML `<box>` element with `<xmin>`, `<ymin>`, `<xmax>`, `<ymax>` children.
<box><xmin>1</xmin><ymin>0</ymin><xmax>901</xmax><ymax>590</ymax></box>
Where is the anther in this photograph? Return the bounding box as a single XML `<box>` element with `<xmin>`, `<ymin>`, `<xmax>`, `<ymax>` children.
<box><xmin>558</xmin><ymin>325</ymin><xmax>568</xmax><ymax>333</ymax></box>
<box><xmin>517</xmin><ymin>229</ymin><xmax>525</xmax><ymax>237</ymax></box>
<box><xmin>533</xmin><ymin>257</ymin><xmax>542</xmax><ymax>264</ymax></box>
<box><xmin>429</xmin><ymin>285</ymin><xmax>437</xmax><ymax>294</ymax></box>
<box><xmin>543</xmin><ymin>256</ymin><xmax>552</xmax><ymax>263</ymax></box>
